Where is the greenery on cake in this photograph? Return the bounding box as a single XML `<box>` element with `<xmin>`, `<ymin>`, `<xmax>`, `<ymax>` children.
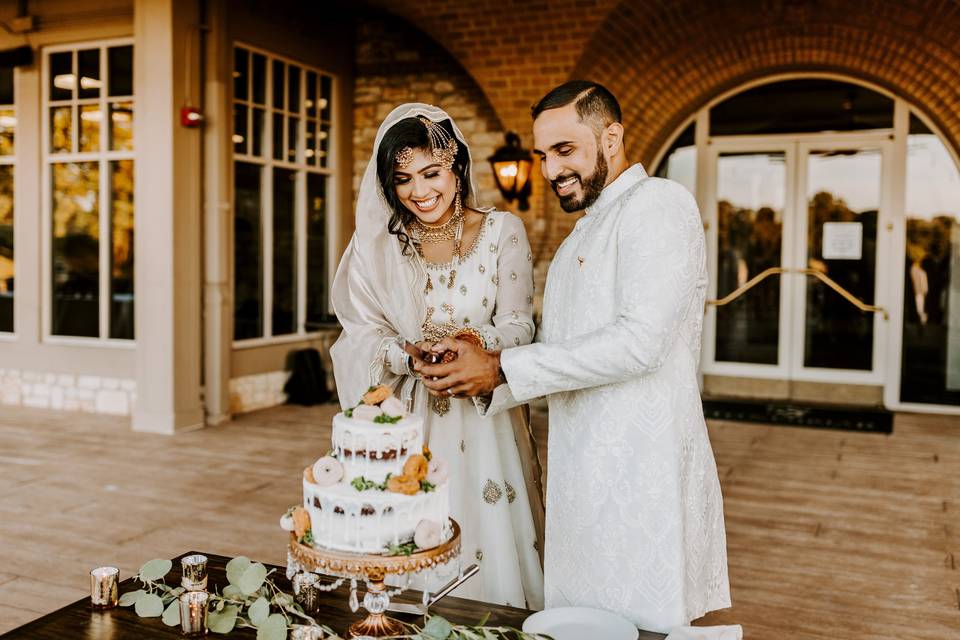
<box><xmin>350</xmin><ymin>473</ymin><xmax>391</xmax><ymax>492</ymax></box>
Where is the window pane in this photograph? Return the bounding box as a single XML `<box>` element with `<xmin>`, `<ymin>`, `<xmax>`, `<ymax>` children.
<box><xmin>52</xmin><ymin>162</ymin><xmax>100</xmax><ymax>337</ymax></box>
<box><xmin>654</xmin><ymin>122</ymin><xmax>695</xmax><ymax>197</ymax></box>
<box><xmin>804</xmin><ymin>149</ymin><xmax>881</xmax><ymax>371</ymax></box>
<box><xmin>0</xmin><ymin>109</ymin><xmax>15</xmax><ymax>156</ymax></box>
<box><xmin>79</xmin><ymin>104</ymin><xmax>101</xmax><ymax>152</ymax></box>
<box><xmin>107</xmin><ymin>46</ymin><xmax>133</xmax><ymax>97</ymax></box>
<box><xmin>234</xmin><ymin>162</ymin><xmax>262</xmax><ymax>339</ymax></box>
<box><xmin>109</xmin><ymin>101</ymin><xmax>133</xmax><ymax>151</ymax></box>
<box><xmin>0</xmin><ymin>67</ymin><xmax>13</xmax><ymax>105</ymax></box>
<box><xmin>901</xmin><ymin>116</ymin><xmax>960</xmax><ymax>405</ymax></box>
<box><xmin>234</xmin><ymin>103</ymin><xmax>248</xmax><ymax>154</ymax></box>
<box><xmin>109</xmin><ymin>160</ymin><xmax>134</xmax><ymax>339</ymax></box>
<box><xmin>319</xmin><ymin>75</ymin><xmax>331</xmax><ymax>121</ymax></box>
<box><xmin>715</xmin><ymin>152</ymin><xmax>784</xmax><ymax>365</ymax></box>
<box><xmin>306</xmin><ymin>71</ymin><xmax>317</xmax><ymax>114</ymax></box>
<box><xmin>251</xmin><ymin>107</ymin><xmax>264</xmax><ymax>157</ymax></box>
<box><xmin>50</xmin><ymin>51</ymin><xmax>73</xmax><ymax>101</ymax></box>
<box><xmin>711</xmin><ymin>79</ymin><xmax>894</xmax><ymax>136</ymax></box>
<box><xmin>0</xmin><ymin>165</ymin><xmax>12</xmax><ymax>332</ymax></box>
<box><xmin>306</xmin><ymin>173</ymin><xmax>327</xmax><ymax>327</ymax></box>
<box><xmin>272</xmin><ymin>167</ymin><xmax>296</xmax><ymax>335</ymax></box>
<box><xmin>287</xmin><ymin>116</ymin><xmax>299</xmax><ymax>162</ymax></box>
<box><xmin>272</xmin><ymin>60</ymin><xmax>284</xmax><ymax>109</ymax></box>
<box><xmin>318</xmin><ymin>123</ymin><xmax>330</xmax><ymax>168</ymax></box>
<box><xmin>78</xmin><ymin>49</ymin><xmax>101</xmax><ymax>99</ymax></box>
<box><xmin>272</xmin><ymin>112</ymin><xmax>283</xmax><ymax>161</ymax></box>
<box><xmin>305</xmin><ymin>119</ymin><xmax>316</xmax><ymax>164</ymax></box>
<box><xmin>50</xmin><ymin>106</ymin><xmax>72</xmax><ymax>154</ymax></box>
<box><xmin>233</xmin><ymin>47</ymin><xmax>248</xmax><ymax>102</ymax></box>
<box><xmin>251</xmin><ymin>53</ymin><xmax>266</xmax><ymax>105</ymax></box>
<box><xmin>287</xmin><ymin>65</ymin><xmax>300</xmax><ymax>115</ymax></box>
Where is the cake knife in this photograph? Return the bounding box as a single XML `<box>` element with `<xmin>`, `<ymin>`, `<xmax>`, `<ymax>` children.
<box><xmin>385</xmin><ymin>563</ymin><xmax>480</xmax><ymax>615</ymax></box>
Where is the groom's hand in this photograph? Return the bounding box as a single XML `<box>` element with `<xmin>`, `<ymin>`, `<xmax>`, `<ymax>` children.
<box><xmin>413</xmin><ymin>338</ymin><xmax>502</xmax><ymax>398</ymax></box>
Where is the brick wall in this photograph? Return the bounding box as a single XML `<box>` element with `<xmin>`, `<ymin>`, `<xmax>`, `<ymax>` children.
<box><xmin>365</xmin><ymin>0</ymin><xmax>960</xmax><ymax>263</ymax></box>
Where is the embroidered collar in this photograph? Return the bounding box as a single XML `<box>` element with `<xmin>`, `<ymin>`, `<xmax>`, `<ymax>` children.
<box><xmin>584</xmin><ymin>163</ymin><xmax>648</xmax><ymax>216</ymax></box>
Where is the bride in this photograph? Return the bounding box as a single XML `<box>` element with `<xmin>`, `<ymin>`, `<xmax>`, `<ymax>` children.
<box><xmin>330</xmin><ymin>103</ymin><xmax>544</xmax><ymax>609</ymax></box>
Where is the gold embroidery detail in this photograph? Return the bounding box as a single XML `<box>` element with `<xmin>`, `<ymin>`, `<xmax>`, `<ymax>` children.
<box><xmin>432</xmin><ymin>395</ymin><xmax>450</xmax><ymax>416</ymax></box>
<box><xmin>425</xmin><ymin>275</ymin><xmax>433</xmax><ymax>292</ymax></box>
<box><xmin>476</xmin><ymin>549</ymin><xmax>484</xmax><ymax>561</ymax></box>
<box><xmin>460</xmin><ymin>440</ymin><xmax>466</xmax><ymax>452</ymax></box>
<box><xmin>489</xmin><ymin>243</ymin><xmax>497</xmax><ymax>253</ymax></box>
<box><xmin>505</xmin><ymin>481</ymin><xmax>516</xmax><ymax>504</ymax></box>
<box><xmin>511</xmin><ymin>234</ymin><xmax>519</xmax><ymax>245</ymax></box>
<box><xmin>577</xmin><ymin>256</ymin><xmax>585</xmax><ymax>267</ymax></box>
<box><xmin>482</xmin><ymin>297</ymin><xmax>488</xmax><ymax>307</ymax></box>
<box><xmin>459</xmin><ymin>284</ymin><xmax>467</xmax><ymax>296</ymax></box>
<box><xmin>510</xmin><ymin>271</ymin><xmax>518</xmax><ymax>281</ymax></box>
<box><xmin>441</xmin><ymin>302</ymin><xmax>455</xmax><ymax>317</ymax></box>
<box><xmin>447</xmin><ymin>270</ymin><xmax>456</xmax><ymax>289</ymax></box>
<box><xmin>482</xmin><ymin>479</ymin><xmax>503</xmax><ymax>505</ymax></box>
<box><xmin>479</xmin><ymin>264</ymin><xmax>486</xmax><ymax>274</ymax></box>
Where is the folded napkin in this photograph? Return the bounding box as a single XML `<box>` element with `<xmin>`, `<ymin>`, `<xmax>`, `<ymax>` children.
<box><xmin>664</xmin><ymin>624</ymin><xmax>743</xmax><ymax>640</ymax></box>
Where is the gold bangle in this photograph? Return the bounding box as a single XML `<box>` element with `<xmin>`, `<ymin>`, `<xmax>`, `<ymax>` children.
<box><xmin>454</xmin><ymin>327</ymin><xmax>486</xmax><ymax>350</ymax></box>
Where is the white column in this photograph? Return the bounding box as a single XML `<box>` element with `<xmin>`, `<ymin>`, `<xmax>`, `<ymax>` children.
<box><xmin>132</xmin><ymin>0</ymin><xmax>204</xmax><ymax>433</ymax></box>
<box><xmin>202</xmin><ymin>0</ymin><xmax>233</xmax><ymax>425</ymax></box>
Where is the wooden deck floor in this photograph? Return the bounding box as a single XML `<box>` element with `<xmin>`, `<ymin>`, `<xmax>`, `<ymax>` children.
<box><xmin>0</xmin><ymin>403</ymin><xmax>958</xmax><ymax>637</ymax></box>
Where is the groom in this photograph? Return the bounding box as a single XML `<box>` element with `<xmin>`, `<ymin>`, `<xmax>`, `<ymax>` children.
<box><xmin>414</xmin><ymin>81</ymin><xmax>731</xmax><ymax>632</ymax></box>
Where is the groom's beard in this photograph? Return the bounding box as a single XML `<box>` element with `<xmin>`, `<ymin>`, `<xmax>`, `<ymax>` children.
<box><xmin>551</xmin><ymin>148</ymin><xmax>608</xmax><ymax>213</ymax></box>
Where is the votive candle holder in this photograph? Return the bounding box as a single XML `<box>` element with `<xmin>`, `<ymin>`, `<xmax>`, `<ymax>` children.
<box><xmin>89</xmin><ymin>566</ymin><xmax>119</xmax><ymax>609</ymax></box>
<box><xmin>179</xmin><ymin>590</ymin><xmax>209</xmax><ymax>636</ymax></box>
<box><xmin>181</xmin><ymin>554</ymin><xmax>208</xmax><ymax>591</ymax></box>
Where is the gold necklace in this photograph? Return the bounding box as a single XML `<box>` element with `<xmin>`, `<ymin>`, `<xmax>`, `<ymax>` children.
<box><xmin>410</xmin><ymin>193</ymin><xmax>463</xmax><ymax>244</ymax></box>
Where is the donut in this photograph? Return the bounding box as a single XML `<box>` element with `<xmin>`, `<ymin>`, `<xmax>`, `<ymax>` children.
<box><xmin>311</xmin><ymin>456</ymin><xmax>344</xmax><ymax>487</ymax></box>
<box><xmin>403</xmin><ymin>454</ymin><xmax>429</xmax><ymax>481</ymax></box>
<box><xmin>291</xmin><ymin>507</ymin><xmax>311</xmax><ymax>539</ymax></box>
<box><xmin>426</xmin><ymin>458</ymin><xmax>449</xmax><ymax>485</ymax></box>
<box><xmin>380</xmin><ymin>396</ymin><xmax>407</xmax><ymax>417</ymax></box>
<box><xmin>414</xmin><ymin>519</ymin><xmax>442</xmax><ymax>550</ymax></box>
<box><xmin>279</xmin><ymin>511</ymin><xmax>295</xmax><ymax>532</ymax></box>
<box><xmin>351</xmin><ymin>404</ymin><xmax>382</xmax><ymax>421</ymax></box>
<box><xmin>387</xmin><ymin>474</ymin><xmax>420</xmax><ymax>496</ymax></box>
<box><xmin>362</xmin><ymin>385</ymin><xmax>392</xmax><ymax>406</ymax></box>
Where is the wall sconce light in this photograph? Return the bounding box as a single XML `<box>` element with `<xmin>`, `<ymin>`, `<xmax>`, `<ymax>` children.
<box><xmin>488</xmin><ymin>132</ymin><xmax>533</xmax><ymax>211</ymax></box>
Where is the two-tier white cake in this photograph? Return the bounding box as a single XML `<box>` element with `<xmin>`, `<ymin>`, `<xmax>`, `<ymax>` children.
<box><xmin>284</xmin><ymin>385</ymin><xmax>450</xmax><ymax>555</ymax></box>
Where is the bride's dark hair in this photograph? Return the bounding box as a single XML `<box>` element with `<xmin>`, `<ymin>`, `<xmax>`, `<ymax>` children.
<box><xmin>376</xmin><ymin>117</ymin><xmax>472</xmax><ymax>256</ymax></box>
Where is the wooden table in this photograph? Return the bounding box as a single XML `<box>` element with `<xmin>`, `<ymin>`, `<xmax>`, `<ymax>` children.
<box><xmin>0</xmin><ymin>551</ymin><xmax>665</xmax><ymax>639</ymax></box>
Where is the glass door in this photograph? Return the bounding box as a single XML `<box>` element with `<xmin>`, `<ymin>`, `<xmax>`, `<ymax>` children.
<box><xmin>704</xmin><ymin>135</ymin><xmax>891</xmax><ymax>384</ymax></box>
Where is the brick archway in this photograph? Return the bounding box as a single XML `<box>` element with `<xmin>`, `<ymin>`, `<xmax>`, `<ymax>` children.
<box><xmin>574</xmin><ymin>0</ymin><xmax>960</xmax><ymax>165</ymax></box>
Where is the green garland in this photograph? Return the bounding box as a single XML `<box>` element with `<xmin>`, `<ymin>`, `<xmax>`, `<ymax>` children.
<box><xmin>119</xmin><ymin>556</ymin><xmax>551</xmax><ymax>640</ymax></box>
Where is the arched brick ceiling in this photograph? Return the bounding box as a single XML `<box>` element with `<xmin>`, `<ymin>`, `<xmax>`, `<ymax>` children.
<box><xmin>575</xmin><ymin>0</ymin><xmax>960</xmax><ymax>163</ymax></box>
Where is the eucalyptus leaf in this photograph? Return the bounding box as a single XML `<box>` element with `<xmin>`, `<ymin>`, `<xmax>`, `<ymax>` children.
<box><xmin>271</xmin><ymin>592</ymin><xmax>293</xmax><ymax>607</ymax></box>
<box><xmin>481</xmin><ymin>630</ymin><xmax>498</xmax><ymax>640</ymax></box>
<box><xmin>256</xmin><ymin>613</ymin><xmax>287</xmax><ymax>640</ymax></box>
<box><xmin>248</xmin><ymin>596</ymin><xmax>270</xmax><ymax>626</ymax></box>
<box><xmin>222</xmin><ymin>584</ymin><xmax>243</xmax><ymax>599</ymax></box>
<box><xmin>422</xmin><ymin>615</ymin><xmax>454</xmax><ymax>640</ymax></box>
<box><xmin>238</xmin><ymin>562</ymin><xmax>268</xmax><ymax>596</ymax></box>
<box><xmin>225</xmin><ymin>556</ymin><xmax>251</xmax><ymax>586</ymax></box>
<box><xmin>161</xmin><ymin>599</ymin><xmax>181</xmax><ymax>626</ymax></box>
<box><xmin>138</xmin><ymin>558</ymin><xmax>173</xmax><ymax>582</ymax></box>
<box><xmin>118</xmin><ymin>589</ymin><xmax>145</xmax><ymax>607</ymax></box>
<box><xmin>208</xmin><ymin>604</ymin><xmax>239</xmax><ymax>634</ymax></box>
<box><xmin>135</xmin><ymin>592</ymin><xmax>165</xmax><ymax>617</ymax></box>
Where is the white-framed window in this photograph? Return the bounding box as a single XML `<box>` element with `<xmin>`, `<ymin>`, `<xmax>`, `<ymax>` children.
<box><xmin>43</xmin><ymin>39</ymin><xmax>135</xmax><ymax>342</ymax></box>
<box><xmin>232</xmin><ymin>43</ymin><xmax>336</xmax><ymax>344</ymax></box>
<box><xmin>0</xmin><ymin>66</ymin><xmax>14</xmax><ymax>334</ymax></box>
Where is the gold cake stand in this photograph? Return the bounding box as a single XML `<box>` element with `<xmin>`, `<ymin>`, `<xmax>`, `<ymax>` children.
<box><xmin>288</xmin><ymin>519</ymin><xmax>461</xmax><ymax>638</ymax></box>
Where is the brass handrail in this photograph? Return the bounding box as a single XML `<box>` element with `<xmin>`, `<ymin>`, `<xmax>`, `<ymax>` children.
<box><xmin>705</xmin><ymin>266</ymin><xmax>888</xmax><ymax>320</ymax></box>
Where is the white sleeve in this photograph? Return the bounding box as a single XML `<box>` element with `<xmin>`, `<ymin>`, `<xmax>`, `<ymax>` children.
<box><xmin>500</xmin><ymin>182</ymin><xmax>704</xmax><ymax>402</ymax></box>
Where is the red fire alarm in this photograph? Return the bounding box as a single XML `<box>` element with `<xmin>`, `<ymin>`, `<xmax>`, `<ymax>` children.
<box><xmin>180</xmin><ymin>105</ymin><xmax>203</xmax><ymax>128</ymax></box>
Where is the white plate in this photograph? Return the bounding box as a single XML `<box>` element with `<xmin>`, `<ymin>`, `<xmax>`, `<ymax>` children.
<box><xmin>522</xmin><ymin>606</ymin><xmax>639</xmax><ymax>640</ymax></box>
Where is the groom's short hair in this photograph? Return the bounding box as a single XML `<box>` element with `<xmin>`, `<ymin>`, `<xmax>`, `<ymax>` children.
<box><xmin>531</xmin><ymin>81</ymin><xmax>622</xmax><ymax>134</ymax></box>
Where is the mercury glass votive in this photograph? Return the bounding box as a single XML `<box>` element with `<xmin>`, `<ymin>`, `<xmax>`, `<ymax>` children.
<box><xmin>179</xmin><ymin>591</ymin><xmax>209</xmax><ymax>636</ymax></box>
<box><xmin>180</xmin><ymin>554</ymin><xmax>208</xmax><ymax>591</ymax></box>
<box><xmin>293</xmin><ymin>572</ymin><xmax>321</xmax><ymax>615</ymax></box>
<box><xmin>89</xmin><ymin>566</ymin><xmax>119</xmax><ymax>609</ymax></box>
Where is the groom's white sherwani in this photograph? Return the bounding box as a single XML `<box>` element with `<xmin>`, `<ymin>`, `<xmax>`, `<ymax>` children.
<box><xmin>494</xmin><ymin>164</ymin><xmax>730</xmax><ymax>631</ymax></box>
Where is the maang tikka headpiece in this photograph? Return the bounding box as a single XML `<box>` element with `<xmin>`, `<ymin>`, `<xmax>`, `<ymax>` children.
<box><xmin>395</xmin><ymin>116</ymin><xmax>458</xmax><ymax>171</ymax></box>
